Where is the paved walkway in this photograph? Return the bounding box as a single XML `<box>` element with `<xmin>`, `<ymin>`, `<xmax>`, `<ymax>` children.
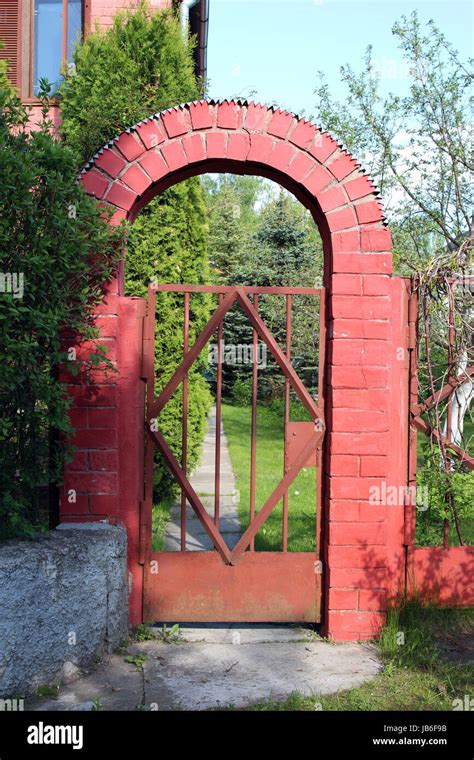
<box><xmin>163</xmin><ymin>406</ymin><xmax>241</xmax><ymax>551</ymax></box>
<box><xmin>31</xmin><ymin>626</ymin><xmax>382</xmax><ymax>711</ymax></box>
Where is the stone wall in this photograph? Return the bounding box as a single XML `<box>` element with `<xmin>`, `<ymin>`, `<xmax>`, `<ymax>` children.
<box><xmin>0</xmin><ymin>523</ymin><xmax>128</xmax><ymax>697</ymax></box>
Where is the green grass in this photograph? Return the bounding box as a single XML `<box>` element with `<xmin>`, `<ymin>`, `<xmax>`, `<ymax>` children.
<box><xmin>237</xmin><ymin>603</ymin><xmax>474</xmax><ymax>711</ymax></box>
<box><xmin>221</xmin><ymin>402</ymin><xmax>317</xmax><ymax>552</ymax></box>
<box><xmin>151</xmin><ymin>496</ymin><xmax>173</xmax><ymax>551</ymax></box>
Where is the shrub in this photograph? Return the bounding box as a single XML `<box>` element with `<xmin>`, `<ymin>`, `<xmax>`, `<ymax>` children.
<box><xmin>0</xmin><ymin>87</ymin><xmax>123</xmax><ymax>539</ymax></box>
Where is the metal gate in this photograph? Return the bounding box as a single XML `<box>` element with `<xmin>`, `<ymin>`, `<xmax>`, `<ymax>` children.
<box><xmin>140</xmin><ymin>284</ymin><xmax>326</xmax><ymax>622</ymax></box>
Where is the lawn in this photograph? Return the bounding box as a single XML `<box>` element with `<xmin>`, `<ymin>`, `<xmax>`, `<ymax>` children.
<box><xmin>221</xmin><ymin>402</ymin><xmax>317</xmax><ymax>552</ymax></box>
<box><xmin>234</xmin><ymin>603</ymin><xmax>474</xmax><ymax>711</ymax></box>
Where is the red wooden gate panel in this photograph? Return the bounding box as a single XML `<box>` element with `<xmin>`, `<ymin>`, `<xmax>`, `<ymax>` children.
<box><xmin>140</xmin><ymin>284</ymin><xmax>326</xmax><ymax>622</ymax></box>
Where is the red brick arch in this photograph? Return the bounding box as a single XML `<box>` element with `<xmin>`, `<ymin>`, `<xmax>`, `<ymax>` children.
<box><xmin>69</xmin><ymin>99</ymin><xmax>410</xmax><ymax>642</ymax></box>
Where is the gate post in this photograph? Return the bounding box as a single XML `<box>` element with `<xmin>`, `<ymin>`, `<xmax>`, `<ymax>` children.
<box><xmin>60</xmin><ymin>292</ymin><xmax>146</xmax><ymax>625</ymax></box>
<box><xmin>322</xmin><ymin>245</ymin><xmax>410</xmax><ymax>640</ymax></box>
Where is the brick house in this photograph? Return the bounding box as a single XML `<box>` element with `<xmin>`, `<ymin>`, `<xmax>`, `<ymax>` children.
<box><xmin>0</xmin><ymin>0</ymin><xmax>208</xmax><ymax>128</ymax></box>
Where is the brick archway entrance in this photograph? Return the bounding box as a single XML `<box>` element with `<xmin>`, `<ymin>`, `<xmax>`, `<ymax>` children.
<box><xmin>65</xmin><ymin>99</ymin><xmax>411</xmax><ymax>641</ymax></box>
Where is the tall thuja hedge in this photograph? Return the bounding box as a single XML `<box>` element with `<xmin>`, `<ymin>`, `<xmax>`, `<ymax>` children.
<box><xmin>59</xmin><ymin>2</ymin><xmax>212</xmax><ymax>500</ymax></box>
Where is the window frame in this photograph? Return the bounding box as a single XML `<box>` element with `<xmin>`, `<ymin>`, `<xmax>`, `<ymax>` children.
<box><xmin>16</xmin><ymin>0</ymin><xmax>90</xmax><ymax>101</ymax></box>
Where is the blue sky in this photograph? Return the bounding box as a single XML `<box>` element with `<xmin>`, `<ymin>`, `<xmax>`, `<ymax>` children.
<box><xmin>207</xmin><ymin>0</ymin><xmax>473</xmax><ymax>118</ymax></box>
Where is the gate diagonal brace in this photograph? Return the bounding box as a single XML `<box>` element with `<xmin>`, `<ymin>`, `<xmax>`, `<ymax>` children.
<box><xmin>235</xmin><ymin>288</ymin><xmax>325</xmax><ymax>426</ymax></box>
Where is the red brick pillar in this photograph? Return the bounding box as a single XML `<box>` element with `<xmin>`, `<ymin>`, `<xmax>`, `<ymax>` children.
<box><xmin>60</xmin><ymin>291</ymin><xmax>146</xmax><ymax>624</ymax></box>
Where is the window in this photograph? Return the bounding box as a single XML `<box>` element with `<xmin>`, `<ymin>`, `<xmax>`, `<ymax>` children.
<box><xmin>0</xmin><ymin>0</ymin><xmax>88</xmax><ymax>99</ymax></box>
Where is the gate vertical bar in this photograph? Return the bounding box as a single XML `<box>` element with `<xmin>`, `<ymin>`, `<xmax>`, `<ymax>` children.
<box><xmin>250</xmin><ymin>294</ymin><xmax>259</xmax><ymax>551</ymax></box>
<box><xmin>316</xmin><ymin>288</ymin><xmax>326</xmax><ymax>557</ymax></box>
<box><xmin>215</xmin><ymin>293</ymin><xmax>223</xmax><ymax>528</ymax></box>
<box><xmin>140</xmin><ymin>286</ymin><xmax>156</xmax><ymax>564</ymax></box>
<box><xmin>283</xmin><ymin>294</ymin><xmax>292</xmax><ymax>552</ymax></box>
<box><xmin>181</xmin><ymin>292</ymin><xmax>190</xmax><ymax>550</ymax></box>
<box><xmin>443</xmin><ymin>283</ymin><xmax>455</xmax><ymax>547</ymax></box>
<box><xmin>405</xmin><ymin>284</ymin><xmax>418</xmax><ymax>556</ymax></box>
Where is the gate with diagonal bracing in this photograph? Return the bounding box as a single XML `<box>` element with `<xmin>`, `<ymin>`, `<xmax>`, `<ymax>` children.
<box><xmin>140</xmin><ymin>283</ymin><xmax>326</xmax><ymax>622</ymax></box>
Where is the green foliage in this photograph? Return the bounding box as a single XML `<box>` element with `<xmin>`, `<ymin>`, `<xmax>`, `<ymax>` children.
<box><xmin>125</xmin><ymin>181</ymin><xmax>212</xmax><ymax>498</ymax></box>
<box><xmin>59</xmin><ymin>1</ymin><xmax>199</xmax><ymax>165</ymax></box>
<box><xmin>0</xmin><ymin>86</ymin><xmax>123</xmax><ymax>539</ymax></box>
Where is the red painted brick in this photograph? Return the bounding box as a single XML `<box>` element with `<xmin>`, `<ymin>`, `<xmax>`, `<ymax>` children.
<box><xmin>72</xmin><ymin>428</ymin><xmax>118</xmax><ymax>449</ymax></box>
<box><xmin>95</xmin><ymin>316</ymin><xmax>118</xmax><ymax>338</ymax></box>
<box><xmin>65</xmin><ymin>385</ymin><xmax>117</xmax><ymax>407</ymax></box>
<box><xmin>332</xmin><ymin>409</ymin><xmax>389</xmax><ymax>432</ymax></box>
<box><xmin>330</xmin><ymin>366</ymin><xmax>389</xmax><ymax>389</ymax></box>
<box><xmin>328</xmin><ymin>545</ymin><xmax>387</xmax><ymax>569</ymax></box>
<box><xmin>60</xmin><ymin>492</ymin><xmax>89</xmax><ymax>515</ymax></box>
<box><xmin>330</xmin><ymin>521</ymin><xmax>387</xmax><ymax>545</ymax></box>
<box><xmin>88</xmin><ymin>450</ymin><xmax>118</xmax><ymax>470</ymax></box>
<box><xmin>328</xmin><ymin>454</ymin><xmax>359</xmax><ymax>477</ymax></box>
<box><xmin>329</xmin><ymin>500</ymin><xmax>361</xmax><ymax>522</ymax></box>
<box><xmin>318</xmin><ymin>185</ymin><xmax>348</xmax><ymax>213</ymax></box>
<box><xmin>206</xmin><ymin>131</ymin><xmax>227</xmax><ymax>159</ymax></box>
<box><xmin>189</xmin><ymin>101</ymin><xmax>214</xmax><ymax>130</ymax></box>
<box><xmin>94</xmin><ymin>148</ymin><xmax>127</xmax><ymax>177</ymax></box>
<box><xmin>161</xmin><ymin>141</ymin><xmax>188</xmax><ymax>171</ymax></box>
<box><xmin>162</xmin><ymin>108</ymin><xmax>188</xmax><ymax>138</ymax></box>
<box><xmin>267</xmin><ymin>109</ymin><xmax>293</xmax><ymax>138</ymax></box>
<box><xmin>330</xmin><ymin>339</ymin><xmax>390</xmax><ymax>366</ymax></box>
<box><xmin>247</xmin><ymin>133</ymin><xmax>273</xmax><ymax>163</ymax></box>
<box><xmin>309</xmin><ymin>132</ymin><xmax>337</xmax><ymax>163</ymax></box>
<box><xmin>344</xmin><ymin>176</ymin><xmax>374</xmax><ymax>201</ymax></box>
<box><xmin>69</xmin><ymin>451</ymin><xmax>88</xmax><ymax>471</ymax></box>
<box><xmin>329</xmin><ymin>478</ymin><xmax>385</xmax><ymax>501</ymax></box>
<box><xmin>359</xmin><ymin>504</ymin><xmax>389</xmax><ymax>522</ymax></box>
<box><xmin>303</xmin><ymin>165</ymin><xmax>332</xmax><ymax>195</ymax></box>
<box><xmin>109</xmin><ymin>209</ymin><xmax>127</xmax><ymax>226</ymax></box>
<box><xmin>64</xmin><ymin>471</ymin><xmax>117</xmax><ymax>493</ymax></box>
<box><xmin>115</xmin><ymin>131</ymin><xmax>145</xmax><ymax>161</ymax></box>
<box><xmin>93</xmin><ymin>295</ymin><xmax>119</xmax><ymax>316</ymax></box>
<box><xmin>244</xmin><ymin>103</ymin><xmax>268</xmax><ymax>131</ymax></box>
<box><xmin>356</xmin><ymin>201</ymin><xmax>383</xmax><ymax>224</ymax></box>
<box><xmin>267</xmin><ymin>142</ymin><xmax>296</xmax><ymax>171</ymax></box>
<box><xmin>88</xmin><ymin>408</ymin><xmax>118</xmax><ymax>428</ymax></box>
<box><xmin>68</xmin><ymin>408</ymin><xmax>88</xmax><ymax>428</ymax></box>
<box><xmin>135</xmin><ymin>119</ymin><xmax>166</xmax><ymax>150</ymax></box>
<box><xmin>328</xmin><ymin>610</ymin><xmax>386</xmax><ymax>635</ymax></box>
<box><xmin>226</xmin><ymin>132</ymin><xmax>250</xmax><ymax>161</ymax></box>
<box><xmin>327</xmin><ymin>206</ymin><xmax>357</xmax><ymax>232</ymax></box>
<box><xmin>139</xmin><ymin>149</ymin><xmax>168</xmax><ymax>182</ymax></box>
<box><xmin>329</xmin><ymin>589</ymin><xmax>359</xmax><ymax>610</ymax></box>
<box><xmin>330</xmin><ymin>567</ymin><xmax>387</xmax><ymax>589</ymax></box>
<box><xmin>331</xmin><ymin>319</ymin><xmax>389</xmax><ymax>341</ymax></box>
<box><xmin>360</xmin><ymin>227</ymin><xmax>392</xmax><ymax>252</ymax></box>
<box><xmin>327</xmin><ymin>153</ymin><xmax>358</xmax><ymax>181</ymax></box>
<box><xmin>329</xmin><ymin>432</ymin><xmax>390</xmax><ymax>455</ymax></box>
<box><xmin>331</xmin><ymin>274</ymin><xmax>362</xmax><ymax>295</ymax></box>
<box><xmin>217</xmin><ymin>101</ymin><xmax>241</xmax><ymax>129</ymax></box>
<box><xmin>81</xmin><ymin>168</ymin><xmax>109</xmax><ymax>199</ymax></box>
<box><xmin>121</xmin><ymin>164</ymin><xmax>150</xmax><ymax>195</ymax></box>
<box><xmin>89</xmin><ymin>494</ymin><xmax>119</xmax><ymax>514</ymax></box>
<box><xmin>360</xmin><ymin>456</ymin><xmax>389</xmax><ymax>477</ymax></box>
<box><xmin>331</xmin><ymin>231</ymin><xmax>360</xmax><ymax>253</ymax></box>
<box><xmin>362</xmin><ymin>275</ymin><xmax>390</xmax><ymax>296</ymax></box>
<box><xmin>332</xmin><ymin>252</ymin><xmax>392</xmax><ymax>274</ymax></box>
<box><xmin>105</xmin><ymin>181</ymin><xmax>137</xmax><ymax>212</ymax></box>
<box><xmin>289</xmin><ymin>120</ymin><xmax>317</xmax><ymax>150</ymax></box>
<box><xmin>359</xmin><ymin>589</ymin><xmax>387</xmax><ymax>610</ymax></box>
<box><xmin>182</xmin><ymin>133</ymin><xmax>206</xmax><ymax>163</ymax></box>
<box><xmin>286</xmin><ymin>151</ymin><xmax>314</xmax><ymax>182</ymax></box>
<box><xmin>331</xmin><ymin>295</ymin><xmax>391</xmax><ymax>320</ymax></box>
